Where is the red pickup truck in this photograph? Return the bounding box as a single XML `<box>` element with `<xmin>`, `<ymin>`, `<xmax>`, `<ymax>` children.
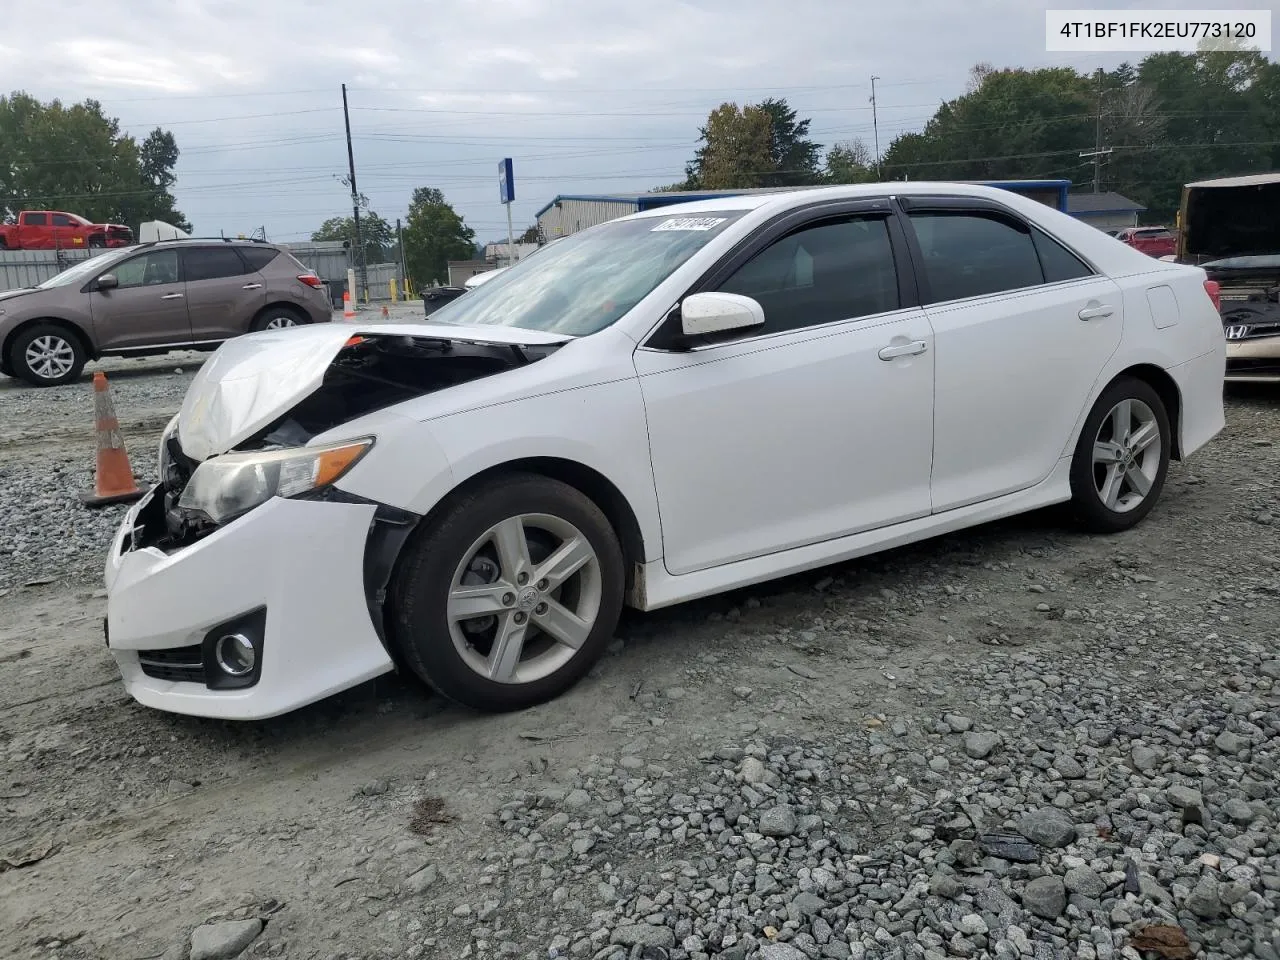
<box><xmin>0</xmin><ymin>210</ymin><xmax>134</xmax><ymax>250</ymax></box>
<box><xmin>1115</xmin><ymin>225</ymin><xmax>1177</xmax><ymax>258</ymax></box>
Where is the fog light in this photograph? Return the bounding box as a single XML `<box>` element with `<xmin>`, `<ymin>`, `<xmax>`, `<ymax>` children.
<box><xmin>214</xmin><ymin>633</ymin><xmax>256</xmax><ymax>676</ymax></box>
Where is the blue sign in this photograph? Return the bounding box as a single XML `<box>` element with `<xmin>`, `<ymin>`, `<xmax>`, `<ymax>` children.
<box><xmin>499</xmin><ymin>157</ymin><xmax>515</xmax><ymax>204</ymax></box>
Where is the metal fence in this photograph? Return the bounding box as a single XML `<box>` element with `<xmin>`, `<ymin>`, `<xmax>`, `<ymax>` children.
<box><xmin>0</xmin><ymin>248</ymin><xmax>99</xmax><ymax>289</ymax></box>
<box><xmin>0</xmin><ymin>242</ymin><xmax>358</xmax><ymax>290</ymax></box>
<box><xmin>0</xmin><ymin>245</ymin><xmax>416</xmax><ymax>306</ymax></box>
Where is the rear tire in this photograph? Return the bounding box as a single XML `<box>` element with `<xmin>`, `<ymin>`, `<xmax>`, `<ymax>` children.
<box><xmin>1069</xmin><ymin>377</ymin><xmax>1171</xmax><ymax>533</ymax></box>
<box><xmin>389</xmin><ymin>473</ymin><xmax>625</xmax><ymax>712</ymax></box>
<box><xmin>250</xmin><ymin>305</ymin><xmax>307</xmax><ymax>332</ymax></box>
<box><xmin>10</xmin><ymin>323</ymin><xmax>87</xmax><ymax>387</ymax></box>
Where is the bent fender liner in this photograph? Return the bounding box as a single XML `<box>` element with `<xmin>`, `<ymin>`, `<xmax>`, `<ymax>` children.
<box><xmin>296</xmin><ymin>486</ymin><xmax>420</xmax><ymax>660</ymax></box>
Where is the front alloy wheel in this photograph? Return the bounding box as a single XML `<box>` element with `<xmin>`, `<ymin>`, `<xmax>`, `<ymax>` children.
<box><xmin>390</xmin><ymin>473</ymin><xmax>625</xmax><ymax>711</ymax></box>
<box><xmin>448</xmin><ymin>513</ymin><xmax>603</xmax><ymax>685</ymax></box>
<box><xmin>1070</xmin><ymin>377</ymin><xmax>1171</xmax><ymax>533</ymax></box>
<box><xmin>11</xmin><ymin>324</ymin><xmax>86</xmax><ymax>386</ymax></box>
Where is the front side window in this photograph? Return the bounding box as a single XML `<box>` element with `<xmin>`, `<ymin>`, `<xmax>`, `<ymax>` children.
<box><xmin>114</xmin><ymin>250</ymin><xmax>180</xmax><ymax>288</ymax></box>
<box><xmin>52</xmin><ymin>214</ymin><xmax>74</xmax><ymax>227</ymax></box>
<box><xmin>36</xmin><ymin>249</ymin><xmax>125</xmax><ymax>289</ymax></box>
<box><xmin>908</xmin><ymin>211</ymin><xmax>1044</xmax><ymax>302</ymax></box>
<box><xmin>715</xmin><ymin>216</ymin><xmax>900</xmax><ymax>335</ymax></box>
<box><xmin>420</xmin><ymin>211</ymin><xmax>745</xmax><ymax>336</ymax></box>
<box><xmin>184</xmin><ymin>247</ymin><xmax>249</xmax><ymax>282</ymax></box>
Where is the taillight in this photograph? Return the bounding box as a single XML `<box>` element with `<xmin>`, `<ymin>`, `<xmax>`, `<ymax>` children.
<box><xmin>1203</xmin><ymin>279</ymin><xmax>1221</xmax><ymax>313</ymax></box>
<box><xmin>297</xmin><ymin>273</ymin><xmax>323</xmax><ymax>289</ymax></box>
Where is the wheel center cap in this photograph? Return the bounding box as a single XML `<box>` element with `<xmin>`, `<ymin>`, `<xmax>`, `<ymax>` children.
<box><xmin>517</xmin><ymin>587</ymin><xmax>539</xmax><ymax>610</ymax></box>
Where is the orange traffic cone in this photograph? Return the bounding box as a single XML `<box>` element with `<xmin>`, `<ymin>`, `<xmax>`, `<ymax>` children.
<box><xmin>80</xmin><ymin>372</ymin><xmax>145</xmax><ymax>508</ymax></box>
<box><xmin>342</xmin><ymin>290</ymin><xmax>355</xmax><ymax>320</ymax></box>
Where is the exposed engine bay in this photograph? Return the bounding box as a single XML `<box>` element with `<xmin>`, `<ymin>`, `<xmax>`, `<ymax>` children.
<box><xmin>130</xmin><ymin>334</ymin><xmax>564</xmax><ymax>553</ymax></box>
<box><xmin>243</xmin><ymin>333</ymin><xmax>564</xmax><ymax>450</ymax></box>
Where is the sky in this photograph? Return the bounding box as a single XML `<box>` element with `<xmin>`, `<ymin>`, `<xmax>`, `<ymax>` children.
<box><xmin>0</xmin><ymin>0</ymin><xmax>1270</xmax><ymax>247</ymax></box>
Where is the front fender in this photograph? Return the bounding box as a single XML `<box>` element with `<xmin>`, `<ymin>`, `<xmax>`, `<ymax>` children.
<box><xmin>335</xmin><ymin>378</ymin><xmax>663</xmax><ymax>564</ymax></box>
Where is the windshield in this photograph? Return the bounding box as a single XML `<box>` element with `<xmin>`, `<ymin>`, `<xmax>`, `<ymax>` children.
<box><xmin>35</xmin><ymin>249</ymin><xmax>131</xmax><ymax>289</ymax></box>
<box><xmin>418</xmin><ymin>212</ymin><xmax>745</xmax><ymax>335</ymax></box>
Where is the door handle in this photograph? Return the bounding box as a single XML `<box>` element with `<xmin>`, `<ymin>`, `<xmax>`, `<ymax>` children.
<box><xmin>242</xmin><ymin>283</ymin><xmax>263</xmax><ymax>290</ymax></box>
<box><xmin>160</xmin><ymin>293</ymin><xmax>184</xmax><ymax>300</ymax></box>
<box><xmin>878</xmin><ymin>340</ymin><xmax>928</xmax><ymax>360</ymax></box>
<box><xmin>1078</xmin><ymin>304</ymin><xmax>1114</xmax><ymax>321</ymax></box>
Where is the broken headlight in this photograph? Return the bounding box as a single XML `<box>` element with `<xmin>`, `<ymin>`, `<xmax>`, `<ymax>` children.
<box><xmin>176</xmin><ymin>438</ymin><xmax>373</xmax><ymax>525</ymax></box>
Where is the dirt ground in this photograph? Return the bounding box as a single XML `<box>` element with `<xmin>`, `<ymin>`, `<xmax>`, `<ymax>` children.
<box><xmin>0</xmin><ymin>363</ymin><xmax>1276</xmax><ymax>960</ymax></box>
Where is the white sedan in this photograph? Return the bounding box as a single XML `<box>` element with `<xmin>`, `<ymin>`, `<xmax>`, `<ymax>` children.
<box><xmin>103</xmin><ymin>184</ymin><xmax>1226</xmax><ymax>719</ymax></box>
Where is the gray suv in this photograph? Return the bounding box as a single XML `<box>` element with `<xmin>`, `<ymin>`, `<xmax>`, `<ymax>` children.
<box><xmin>0</xmin><ymin>239</ymin><xmax>333</xmax><ymax>386</ymax></box>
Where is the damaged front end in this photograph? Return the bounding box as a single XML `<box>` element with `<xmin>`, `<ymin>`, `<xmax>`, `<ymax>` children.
<box><xmin>129</xmin><ymin>327</ymin><xmax>569</xmax><ymax>555</ymax></box>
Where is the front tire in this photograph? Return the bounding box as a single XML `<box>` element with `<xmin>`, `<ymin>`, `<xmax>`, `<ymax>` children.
<box><xmin>10</xmin><ymin>323</ymin><xmax>87</xmax><ymax>387</ymax></box>
<box><xmin>87</xmin><ymin>235</ymin><xmax>106</xmax><ymax>248</ymax></box>
<box><xmin>1069</xmin><ymin>376</ymin><xmax>1171</xmax><ymax>533</ymax></box>
<box><xmin>389</xmin><ymin>473</ymin><xmax>625</xmax><ymax>712</ymax></box>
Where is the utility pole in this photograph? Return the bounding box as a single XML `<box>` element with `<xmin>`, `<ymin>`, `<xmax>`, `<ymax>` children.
<box><xmin>341</xmin><ymin>83</ymin><xmax>367</xmax><ymax>304</ymax></box>
<box><xmin>1079</xmin><ymin>69</ymin><xmax>1112</xmax><ymax>194</ymax></box>
<box><xmin>870</xmin><ymin>76</ymin><xmax>881</xmax><ymax>180</ymax></box>
<box><xmin>396</xmin><ymin>216</ymin><xmax>408</xmax><ymax>294</ymax></box>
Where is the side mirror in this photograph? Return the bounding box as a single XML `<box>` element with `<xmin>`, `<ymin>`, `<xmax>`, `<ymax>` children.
<box><xmin>680</xmin><ymin>291</ymin><xmax>765</xmax><ymax>337</ymax></box>
<box><xmin>96</xmin><ymin>273</ymin><xmax>119</xmax><ymax>291</ymax></box>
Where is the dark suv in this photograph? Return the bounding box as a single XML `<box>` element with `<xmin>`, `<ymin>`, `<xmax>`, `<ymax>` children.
<box><xmin>0</xmin><ymin>239</ymin><xmax>333</xmax><ymax>386</ymax></box>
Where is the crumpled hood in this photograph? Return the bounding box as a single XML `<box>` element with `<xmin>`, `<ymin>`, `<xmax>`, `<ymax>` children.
<box><xmin>176</xmin><ymin>322</ymin><xmax>574</xmax><ymax>461</ymax></box>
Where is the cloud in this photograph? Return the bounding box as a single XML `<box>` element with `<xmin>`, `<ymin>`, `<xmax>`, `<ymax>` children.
<box><xmin>0</xmin><ymin>0</ymin><xmax>1262</xmax><ymax>241</ymax></box>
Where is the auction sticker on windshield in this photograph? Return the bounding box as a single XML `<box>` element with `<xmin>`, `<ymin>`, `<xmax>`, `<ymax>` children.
<box><xmin>651</xmin><ymin>217</ymin><xmax>729</xmax><ymax>231</ymax></box>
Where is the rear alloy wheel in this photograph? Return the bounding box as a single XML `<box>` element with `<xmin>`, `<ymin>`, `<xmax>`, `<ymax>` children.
<box><xmin>390</xmin><ymin>474</ymin><xmax>624</xmax><ymax>711</ymax></box>
<box><xmin>11</xmin><ymin>323</ymin><xmax>86</xmax><ymax>387</ymax></box>
<box><xmin>1069</xmin><ymin>377</ymin><xmax>1170</xmax><ymax>533</ymax></box>
<box><xmin>251</xmin><ymin>307</ymin><xmax>306</xmax><ymax>332</ymax></box>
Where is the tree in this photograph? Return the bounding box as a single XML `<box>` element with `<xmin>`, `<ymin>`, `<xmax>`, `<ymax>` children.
<box><xmin>874</xmin><ymin>49</ymin><xmax>1279</xmax><ymax>221</ymax></box>
<box><xmin>755</xmin><ymin>98</ymin><xmax>822</xmax><ymax>186</ymax></box>
<box><xmin>311</xmin><ymin>210</ymin><xmax>394</xmax><ymax>265</ymax></box>
<box><xmin>0</xmin><ymin>92</ymin><xmax>188</xmax><ymax>229</ymax></box>
<box><xmin>824</xmin><ymin>139</ymin><xmax>876</xmax><ymax>184</ymax></box>
<box><xmin>401</xmin><ymin>187</ymin><xmax>475</xmax><ymax>286</ymax></box>
<box><xmin>682</xmin><ymin>97</ymin><xmax>821</xmax><ymax>189</ymax></box>
<box><xmin>686</xmin><ymin>103</ymin><xmax>776</xmax><ymax>189</ymax></box>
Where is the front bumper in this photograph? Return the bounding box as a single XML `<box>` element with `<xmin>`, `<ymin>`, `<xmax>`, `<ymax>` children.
<box><xmin>105</xmin><ymin>485</ymin><xmax>396</xmax><ymax>720</ymax></box>
<box><xmin>1225</xmin><ymin>334</ymin><xmax>1280</xmax><ymax>382</ymax></box>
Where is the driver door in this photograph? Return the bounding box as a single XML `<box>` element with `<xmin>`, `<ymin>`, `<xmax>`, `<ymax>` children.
<box><xmin>89</xmin><ymin>249</ymin><xmax>195</xmax><ymax>351</ymax></box>
<box><xmin>636</xmin><ymin>206</ymin><xmax>936</xmax><ymax>576</ymax></box>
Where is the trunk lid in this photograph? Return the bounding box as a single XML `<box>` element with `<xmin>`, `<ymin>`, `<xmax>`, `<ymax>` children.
<box><xmin>176</xmin><ymin>322</ymin><xmax>575</xmax><ymax>461</ymax></box>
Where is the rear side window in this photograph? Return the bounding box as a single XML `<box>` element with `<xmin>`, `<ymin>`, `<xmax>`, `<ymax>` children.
<box><xmin>184</xmin><ymin>247</ymin><xmax>249</xmax><ymax>282</ymax></box>
<box><xmin>908</xmin><ymin>211</ymin><xmax>1043</xmax><ymax>302</ymax></box>
<box><xmin>239</xmin><ymin>246</ymin><xmax>280</xmax><ymax>271</ymax></box>
<box><xmin>1031</xmin><ymin>227</ymin><xmax>1093</xmax><ymax>283</ymax></box>
<box><xmin>24</xmin><ymin>213</ymin><xmax>47</xmax><ymax>226</ymax></box>
<box><xmin>716</xmin><ymin>216</ymin><xmax>900</xmax><ymax>334</ymax></box>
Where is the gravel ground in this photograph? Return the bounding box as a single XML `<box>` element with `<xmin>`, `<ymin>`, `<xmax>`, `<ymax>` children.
<box><xmin>0</xmin><ymin>364</ymin><xmax>1276</xmax><ymax>960</ymax></box>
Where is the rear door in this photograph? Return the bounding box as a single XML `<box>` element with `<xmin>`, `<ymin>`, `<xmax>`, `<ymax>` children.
<box><xmin>89</xmin><ymin>248</ymin><xmax>193</xmax><ymax>351</ymax></box>
<box><xmin>182</xmin><ymin>246</ymin><xmax>267</xmax><ymax>342</ymax></box>
<box><xmin>20</xmin><ymin>212</ymin><xmax>51</xmax><ymax>248</ymax></box>
<box><xmin>898</xmin><ymin>197</ymin><xmax>1123</xmax><ymax>512</ymax></box>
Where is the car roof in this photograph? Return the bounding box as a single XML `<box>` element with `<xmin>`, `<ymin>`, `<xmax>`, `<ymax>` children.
<box><xmin>621</xmin><ymin>181</ymin><xmax>1068</xmax><ymax>220</ymax></box>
